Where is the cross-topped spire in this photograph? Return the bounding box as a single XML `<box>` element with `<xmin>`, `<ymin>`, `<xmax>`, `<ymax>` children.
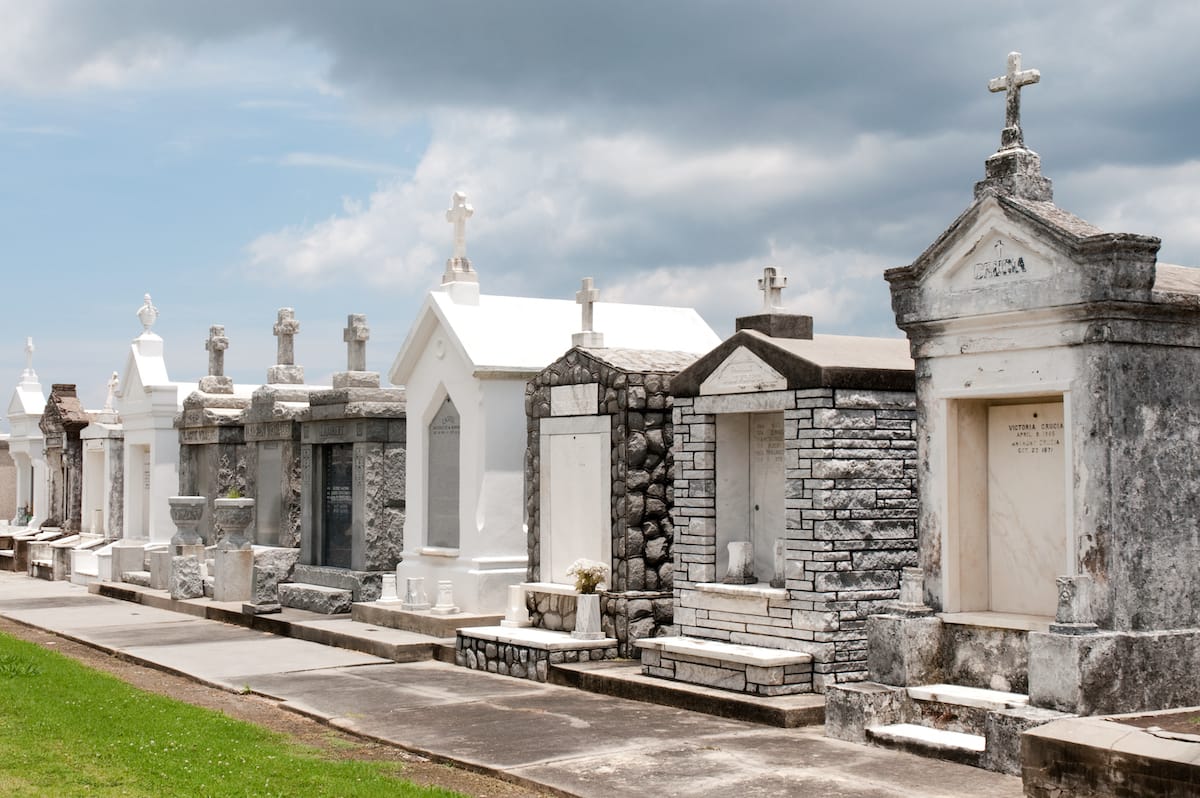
<box><xmin>446</xmin><ymin>191</ymin><xmax>473</xmax><ymax>260</ymax></box>
<box><xmin>988</xmin><ymin>51</ymin><xmax>1040</xmax><ymax>151</ymax></box>
<box><xmin>205</xmin><ymin>325</ymin><xmax>229</xmax><ymax>377</ymax></box>
<box><xmin>576</xmin><ymin>277</ymin><xmax>599</xmax><ymax>333</ymax></box>
<box><xmin>343</xmin><ymin>314</ymin><xmax>369</xmax><ymax>372</ymax></box>
<box><xmin>137</xmin><ymin>293</ymin><xmax>159</xmax><ymax>332</ymax></box>
<box><xmin>104</xmin><ymin>371</ymin><xmax>119</xmax><ymax>413</ymax></box>
<box><xmin>21</xmin><ymin>336</ymin><xmax>35</xmax><ymax>380</ymax></box>
<box><xmin>272</xmin><ymin>307</ymin><xmax>300</xmax><ymax>366</ymax></box>
<box><xmin>758</xmin><ymin>266</ymin><xmax>787</xmax><ymax>312</ymax></box>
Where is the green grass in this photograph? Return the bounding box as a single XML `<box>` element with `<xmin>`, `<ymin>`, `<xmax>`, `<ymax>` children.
<box><xmin>0</xmin><ymin>632</ymin><xmax>463</xmax><ymax>797</ymax></box>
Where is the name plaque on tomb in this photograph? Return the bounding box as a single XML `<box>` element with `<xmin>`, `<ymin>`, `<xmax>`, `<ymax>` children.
<box><xmin>749</xmin><ymin>412</ymin><xmax>786</xmax><ymax>581</ymax></box>
<box><xmin>246</xmin><ymin>421</ymin><xmax>293</xmax><ymax>441</ymax></box>
<box><xmin>321</xmin><ymin>443</ymin><xmax>354</xmax><ymax>568</ymax></box>
<box><xmin>701</xmin><ymin>347</ymin><xmax>786</xmax><ymax>395</ymax></box>
<box><xmin>985</xmin><ymin>401</ymin><xmax>1067</xmax><ymax>617</ymax></box>
<box><xmin>180</xmin><ymin>428</ymin><xmax>221</xmax><ymax>445</ymax></box>
<box><xmin>427</xmin><ymin>398</ymin><xmax>461</xmax><ymax>549</ymax></box>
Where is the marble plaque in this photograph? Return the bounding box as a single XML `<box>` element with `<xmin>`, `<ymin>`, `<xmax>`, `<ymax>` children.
<box><xmin>551</xmin><ymin>384</ymin><xmax>598</xmax><ymax>417</ymax></box>
<box><xmin>749</xmin><ymin>412</ymin><xmax>786</xmax><ymax>582</ymax></box>
<box><xmin>986</xmin><ymin>401</ymin><xmax>1067</xmax><ymax>616</ymax></box>
<box><xmin>321</xmin><ymin>443</ymin><xmax>353</xmax><ymax>568</ymax></box>
<box><xmin>256</xmin><ymin>442</ymin><xmax>282</xmax><ymax>547</ymax></box>
<box><xmin>427</xmin><ymin>398</ymin><xmax>461</xmax><ymax>549</ymax></box>
<box><xmin>543</xmin><ymin>430</ymin><xmax>608</xmax><ymax>583</ymax></box>
<box><xmin>700</xmin><ymin>347</ymin><xmax>786</xmax><ymax>395</ymax></box>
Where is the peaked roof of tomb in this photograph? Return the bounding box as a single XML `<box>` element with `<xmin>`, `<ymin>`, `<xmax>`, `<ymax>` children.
<box><xmin>389</xmin><ymin>290</ymin><xmax>720</xmax><ymax>383</ymax></box>
<box><xmin>672</xmin><ymin>329</ymin><xmax>914</xmax><ymax>397</ymax></box>
<box><xmin>39</xmin><ymin>384</ymin><xmax>91</xmax><ymax>435</ymax></box>
<box><xmin>572</xmin><ymin>347</ymin><xmax>700</xmax><ymax>374</ymax></box>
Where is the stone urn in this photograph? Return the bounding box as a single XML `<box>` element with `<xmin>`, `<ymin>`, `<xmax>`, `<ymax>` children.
<box><xmin>213</xmin><ymin>497</ymin><xmax>255</xmax><ymax>550</ymax></box>
<box><xmin>572</xmin><ymin>592</ymin><xmax>603</xmax><ymax>641</ymax></box>
<box><xmin>168</xmin><ymin>496</ymin><xmax>207</xmax><ymax>549</ymax></box>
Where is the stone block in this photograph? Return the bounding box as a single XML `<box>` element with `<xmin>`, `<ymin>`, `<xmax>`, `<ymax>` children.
<box><xmin>148</xmin><ymin>550</ymin><xmax>172</xmax><ymax>590</ymax></box>
<box><xmin>745</xmin><ymin>664</ymin><xmax>785</xmax><ymax>686</ymax></box>
<box><xmin>111</xmin><ymin>540</ymin><xmax>146</xmax><ymax>576</ymax></box>
<box><xmin>985</xmin><ymin>706</ymin><xmax>1074</xmax><ymax>777</ymax></box>
<box><xmin>212</xmin><ymin>548</ymin><xmax>253</xmax><ymax>602</ymax></box>
<box><xmin>277</xmin><ymin>583</ymin><xmax>353</xmax><ymax>614</ymax></box>
<box><xmin>250</xmin><ymin>547</ymin><xmax>300</xmax><ymax>605</ymax></box>
<box><xmin>823</xmin><ymin>682</ymin><xmax>905</xmax><ymax>743</ymax></box>
<box><xmin>168</xmin><ymin>555</ymin><xmax>204</xmax><ymax>600</ymax></box>
<box><xmin>673</xmin><ymin>660</ymin><xmax>746</xmax><ymax>692</ymax></box>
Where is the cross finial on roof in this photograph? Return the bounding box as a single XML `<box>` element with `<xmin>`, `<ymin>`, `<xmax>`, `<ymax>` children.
<box><xmin>104</xmin><ymin>371</ymin><xmax>119</xmax><ymax>413</ymax></box>
<box><xmin>137</xmin><ymin>293</ymin><xmax>159</xmax><ymax>332</ymax></box>
<box><xmin>758</xmin><ymin>266</ymin><xmax>787</xmax><ymax>312</ymax></box>
<box><xmin>576</xmin><ymin>277</ymin><xmax>600</xmax><ymax>333</ymax></box>
<box><xmin>446</xmin><ymin>191</ymin><xmax>474</xmax><ymax>261</ymax></box>
<box><xmin>988</xmin><ymin>51</ymin><xmax>1040</xmax><ymax>151</ymax></box>
<box><xmin>343</xmin><ymin>313</ymin><xmax>369</xmax><ymax>372</ymax></box>
<box><xmin>205</xmin><ymin>325</ymin><xmax>229</xmax><ymax>377</ymax></box>
<box><xmin>20</xmin><ymin>336</ymin><xmax>36</xmax><ymax>381</ymax></box>
<box><xmin>272</xmin><ymin>307</ymin><xmax>300</xmax><ymax>366</ymax></box>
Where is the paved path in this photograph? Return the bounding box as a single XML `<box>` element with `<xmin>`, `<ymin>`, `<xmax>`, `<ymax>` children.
<box><xmin>0</xmin><ymin>573</ymin><xmax>1023</xmax><ymax>797</ymax></box>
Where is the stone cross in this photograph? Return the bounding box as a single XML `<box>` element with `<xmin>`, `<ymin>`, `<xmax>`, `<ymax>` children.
<box><xmin>343</xmin><ymin>314</ymin><xmax>369</xmax><ymax>372</ymax></box>
<box><xmin>988</xmin><ymin>51</ymin><xmax>1040</xmax><ymax>149</ymax></box>
<box><xmin>446</xmin><ymin>191</ymin><xmax>474</xmax><ymax>260</ymax></box>
<box><xmin>576</xmin><ymin>277</ymin><xmax>599</xmax><ymax>333</ymax></box>
<box><xmin>137</xmin><ymin>293</ymin><xmax>159</xmax><ymax>332</ymax></box>
<box><xmin>205</xmin><ymin>325</ymin><xmax>229</xmax><ymax>377</ymax></box>
<box><xmin>272</xmin><ymin>307</ymin><xmax>300</xmax><ymax>366</ymax></box>
<box><xmin>103</xmin><ymin>371</ymin><xmax>119</xmax><ymax>412</ymax></box>
<box><xmin>758</xmin><ymin>266</ymin><xmax>787</xmax><ymax>312</ymax></box>
<box><xmin>23</xmin><ymin>337</ymin><xmax>34</xmax><ymax>373</ymax></box>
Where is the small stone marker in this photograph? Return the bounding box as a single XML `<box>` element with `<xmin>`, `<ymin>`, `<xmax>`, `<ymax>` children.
<box><xmin>758</xmin><ymin>266</ymin><xmax>787</xmax><ymax>312</ymax></box>
<box><xmin>988</xmin><ymin>51</ymin><xmax>1040</xmax><ymax>150</ymax></box>
<box><xmin>199</xmin><ymin>324</ymin><xmax>233</xmax><ymax>393</ymax></box>
<box><xmin>571</xmin><ymin>276</ymin><xmax>605</xmax><ymax>348</ymax></box>
<box><xmin>431</xmin><ymin>580</ymin><xmax>461</xmax><ymax>615</ymax></box>
<box><xmin>103</xmin><ymin>371</ymin><xmax>119</xmax><ymax>413</ymax></box>
<box><xmin>403</xmin><ymin>576</ymin><xmax>431</xmax><ymax>610</ymax></box>
<box><xmin>268</xmin><ymin>307</ymin><xmax>304</xmax><ymax>384</ymax></box>
<box><xmin>724</xmin><ymin>540</ymin><xmax>757</xmax><ymax>584</ymax></box>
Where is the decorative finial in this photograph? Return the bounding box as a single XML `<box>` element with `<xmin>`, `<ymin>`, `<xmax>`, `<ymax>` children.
<box><xmin>205</xmin><ymin>325</ymin><xmax>229</xmax><ymax>378</ymax></box>
<box><xmin>571</xmin><ymin>277</ymin><xmax>605</xmax><ymax>348</ymax></box>
<box><xmin>272</xmin><ymin>308</ymin><xmax>300</xmax><ymax>366</ymax></box>
<box><xmin>442</xmin><ymin>191</ymin><xmax>479</xmax><ymax>288</ymax></box>
<box><xmin>103</xmin><ymin>371</ymin><xmax>119</xmax><ymax>413</ymax></box>
<box><xmin>20</xmin><ymin>337</ymin><xmax>37</xmax><ymax>382</ymax></box>
<box><xmin>988</xmin><ymin>51</ymin><xmax>1040</xmax><ymax>151</ymax></box>
<box><xmin>137</xmin><ymin>293</ymin><xmax>159</xmax><ymax>332</ymax></box>
<box><xmin>343</xmin><ymin>314</ymin><xmax>370</xmax><ymax>372</ymax></box>
<box><xmin>758</xmin><ymin>266</ymin><xmax>787</xmax><ymax>312</ymax></box>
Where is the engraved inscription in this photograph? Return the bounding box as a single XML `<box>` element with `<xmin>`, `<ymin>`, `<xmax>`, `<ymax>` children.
<box><xmin>180</xmin><ymin>428</ymin><xmax>219</xmax><ymax>445</ymax></box>
<box><xmin>974</xmin><ymin>239</ymin><xmax>1027</xmax><ymax>281</ymax></box>
<box><xmin>1006</xmin><ymin>419</ymin><xmax>1063</xmax><ymax>455</ymax></box>
<box><xmin>319</xmin><ymin>424</ymin><xmax>345</xmax><ymax>439</ymax></box>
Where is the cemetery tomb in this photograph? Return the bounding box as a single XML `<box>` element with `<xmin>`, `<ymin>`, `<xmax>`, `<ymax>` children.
<box><xmin>6</xmin><ymin>338</ymin><xmax>48</xmax><ymax>531</ymax></box>
<box><xmin>0</xmin><ymin>438</ymin><xmax>15</xmax><ymax>523</ymax></box>
<box><xmin>79</xmin><ymin>374</ymin><xmax>123</xmax><ymax>539</ymax></box>
<box><xmin>522</xmin><ymin>345</ymin><xmax>700</xmax><ymax>657</ymax></box>
<box><xmin>392</xmin><ymin>194</ymin><xmax>719</xmax><ymax>624</ymax></box>
<box><xmin>287</xmin><ymin>313</ymin><xmax>406</xmax><ymax>613</ymax></box>
<box><xmin>641</xmin><ymin>266</ymin><xmax>916</xmax><ymax>697</ymax></box>
<box><xmin>38</xmin><ymin>383</ymin><xmax>91</xmax><ymax>535</ymax></box>
<box><xmin>825</xmin><ymin>52</ymin><xmax>1200</xmax><ymax>774</ymax></box>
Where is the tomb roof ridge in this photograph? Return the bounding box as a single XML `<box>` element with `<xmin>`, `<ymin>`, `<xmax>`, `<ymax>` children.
<box><xmin>672</xmin><ymin>327</ymin><xmax>913</xmax><ymax>396</ymax></box>
<box><xmin>569</xmin><ymin>346</ymin><xmax>701</xmax><ymax>373</ymax></box>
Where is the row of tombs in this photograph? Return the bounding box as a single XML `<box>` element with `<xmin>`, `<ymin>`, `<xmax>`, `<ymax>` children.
<box><xmin>6</xmin><ymin>57</ymin><xmax>1200</xmax><ymax>776</ymax></box>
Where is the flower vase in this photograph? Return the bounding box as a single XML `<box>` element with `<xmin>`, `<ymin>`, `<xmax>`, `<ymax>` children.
<box><xmin>571</xmin><ymin>592</ymin><xmax>603</xmax><ymax>640</ymax></box>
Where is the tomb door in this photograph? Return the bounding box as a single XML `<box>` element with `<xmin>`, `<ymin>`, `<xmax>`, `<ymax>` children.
<box><xmin>427</xmin><ymin>398</ymin><xmax>461</xmax><ymax>549</ymax></box>
<box><xmin>540</xmin><ymin>422</ymin><xmax>610</xmax><ymax>584</ymax></box>
<box><xmin>84</xmin><ymin>448</ymin><xmax>105</xmax><ymax>534</ymax></box>
<box><xmin>749</xmin><ymin>412</ymin><xmax>786</xmax><ymax>582</ymax></box>
<box><xmin>321</xmin><ymin>443</ymin><xmax>354</xmax><ymax>568</ymax></box>
<box><xmin>256</xmin><ymin>442</ymin><xmax>283</xmax><ymax>547</ymax></box>
<box><xmin>985</xmin><ymin>401</ymin><xmax>1067</xmax><ymax>616</ymax></box>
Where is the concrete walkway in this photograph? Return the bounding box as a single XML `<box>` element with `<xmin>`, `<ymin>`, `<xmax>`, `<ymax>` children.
<box><xmin>0</xmin><ymin>573</ymin><xmax>1023</xmax><ymax>797</ymax></box>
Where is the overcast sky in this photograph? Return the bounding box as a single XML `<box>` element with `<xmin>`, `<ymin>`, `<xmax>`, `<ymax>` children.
<box><xmin>3</xmin><ymin>1</ymin><xmax>1199</xmax><ymax>421</ymax></box>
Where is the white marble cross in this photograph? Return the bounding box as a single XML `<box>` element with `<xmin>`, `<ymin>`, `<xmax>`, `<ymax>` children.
<box><xmin>273</xmin><ymin>307</ymin><xmax>300</xmax><ymax>366</ymax></box>
<box><xmin>23</xmin><ymin>337</ymin><xmax>34</xmax><ymax>373</ymax></box>
<box><xmin>104</xmin><ymin>371</ymin><xmax>119</xmax><ymax>412</ymax></box>
<box><xmin>205</xmin><ymin>325</ymin><xmax>229</xmax><ymax>377</ymax></box>
<box><xmin>758</xmin><ymin>266</ymin><xmax>787</xmax><ymax>312</ymax></box>
<box><xmin>988</xmin><ymin>51</ymin><xmax>1039</xmax><ymax>146</ymax></box>
<box><xmin>576</xmin><ymin>277</ymin><xmax>600</xmax><ymax>333</ymax></box>
<box><xmin>343</xmin><ymin>313</ymin><xmax>369</xmax><ymax>372</ymax></box>
<box><xmin>137</xmin><ymin>293</ymin><xmax>159</xmax><ymax>332</ymax></box>
<box><xmin>446</xmin><ymin>191</ymin><xmax>474</xmax><ymax>260</ymax></box>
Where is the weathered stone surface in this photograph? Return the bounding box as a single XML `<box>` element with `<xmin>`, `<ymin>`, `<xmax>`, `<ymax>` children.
<box><xmin>251</xmin><ymin>547</ymin><xmax>300</xmax><ymax>605</ymax></box>
<box><xmin>867</xmin><ymin>614</ymin><xmax>943</xmax><ymax>687</ymax></box>
<box><xmin>168</xmin><ymin>555</ymin><xmax>204</xmax><ymax>600</ymax></box>
<box><xmin>277</xmin><ymin>583</ymin><xmax>353</xmax><ymax>614</ymax></box>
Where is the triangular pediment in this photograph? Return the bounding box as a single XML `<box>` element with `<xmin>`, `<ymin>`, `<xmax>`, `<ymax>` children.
<box><xmin>699</xmin><ymin>346</ymin><xmax>786</xmax><ymax>395</ymax></box>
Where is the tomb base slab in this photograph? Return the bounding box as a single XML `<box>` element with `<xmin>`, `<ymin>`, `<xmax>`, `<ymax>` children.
<box><xmin>636</xmin><ymin>636</ymin><xmax>814</xmax><ymax>697</ymax></box>
<box><xmin>456</xmin><ymin>626</ymin><xmax>618</xmax><ymax>682</ymax></box>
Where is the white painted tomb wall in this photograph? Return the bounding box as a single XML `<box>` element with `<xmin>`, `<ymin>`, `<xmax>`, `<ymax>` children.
<box><xmin>7</xmin><ymin>366</ymin><xmax>47</xmax><ymax>527</ymax></box>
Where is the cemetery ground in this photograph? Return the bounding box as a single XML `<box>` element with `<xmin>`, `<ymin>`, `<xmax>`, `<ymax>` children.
<box><xmin>0</xmin><ymin>616</ymin><xmax>547</xmax><ymax>798</ymax></box>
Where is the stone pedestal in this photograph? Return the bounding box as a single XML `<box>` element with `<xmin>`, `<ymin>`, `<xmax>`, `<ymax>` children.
<box><xmin>379</xmin><ymin>572</ymin><xmax>400</xmax><ymax>602</ymax></box>
<box><xmin>168</xmin><ymin>496</ymin><xmax>206</xmax><ymax>548</ymax></box>
<box><xmin>402</xmin><ymin>576</ymin><xmax>431</xmax><ymax>610</ymax></box>
<box><xmin>149</xmin><ymin>549</ymin><xmax>172</xmax><ymax>590</ymax></box>
<box><xmin>572</xmin><ymin>593</ymin><xmax>603</xmax><ymax>640</ymax></box>
<box><xmin>214</xmin><ymin>498</ymin><xmax>254</xmax><ymax>550</ymax></box>
<box><xmin>723</xmin><ymin>541</ymin><xmax>756</xmax><ymax>585</ymax></box>
<box><xmin>431</xmin><ymin>580</ymin><xmax>460</xmax><ymax>615</ymax></box>
<box><xmin>501</xmin><ymin>584</ymin><xmax>531</xmax><ymax>628</ymax></box>
<box><xmin>213</xmin><ymin>547</ymin><xmax>253</xmax><ymax>602</ymax></box>
<box><xmin>111</xmin><ymin>539</ymin><xmax>146</xmax><ymax>578</ymax></box>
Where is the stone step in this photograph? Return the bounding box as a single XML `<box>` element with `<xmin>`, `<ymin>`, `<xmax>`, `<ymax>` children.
<box><xmin>278</xmin><ymin>582</ymin><xmax>353</xmax><ymax>614</ymax></box>
<box><xmin>122</xmin><ymin>570</ymin><xmax>152</xmax><ymax>587</ymax></box>
<box><xmin>30</xmin><ymin>560</ymin><xmax>55</xmax><ymax>580</ymax></box>
<box><xmin>866</xmin><ymin>723</ymin><xmax>986</xmax><ymax>768</ymax></box>
<box><xmin>908</xmin><ymin>683</ymin><xmax>1029</xmax><ymax>711</ymax></box>
<box><xmin>636</xmin><ymin>636</ymin><xmax>814</xmax><ymax>696</ymax></box>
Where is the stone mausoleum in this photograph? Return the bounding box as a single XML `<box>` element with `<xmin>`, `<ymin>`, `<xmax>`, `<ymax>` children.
<box><xmin>638</xmin><ymin>268</ymin><xmax>916</xmax><ymax>697</ymax></box>
<box><xmin>827</xmin><ymin>52</ymin><xmax>1200</xmax><ymax>775</ymax></box>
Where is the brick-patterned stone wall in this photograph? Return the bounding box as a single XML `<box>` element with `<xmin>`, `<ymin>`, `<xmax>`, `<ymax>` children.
<box><xmin>671</xmin><ymin>388</ymin><xmax>917</xmax><ymax>691</ymax></box>
<box><xmin>525</xmin><ymin>348</ymin><xmax>688</xmax><ymax>655</ymax></box>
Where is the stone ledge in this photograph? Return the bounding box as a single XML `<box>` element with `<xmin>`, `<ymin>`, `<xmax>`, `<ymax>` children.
<box><xmin>940</xmin><ymin>611</ymin><xmax>1051</xmax><ymax>632</ymax></box>
<box><xmin>637</xmin><ymin>636</ymin><xmax>811</xmax><ymax>667</ymax></box>
<box><xmin>695</xmin><ymin>582</ymin><xmax>787</xmax><ymax>600</ymax></box>
<box><xmin>907</xmin><ymin>683</ymin><xmax>1029</xmax><ymax>711</ymax></box>
<box><xmin>460</xmin><ymin>625</ymin><xmax>617</xmax><ymax>651</ymax></box>
<box><xmin>522</xmin><ymin>581</ymin><xmax>578</xmax><ymax>596</ymax></box>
